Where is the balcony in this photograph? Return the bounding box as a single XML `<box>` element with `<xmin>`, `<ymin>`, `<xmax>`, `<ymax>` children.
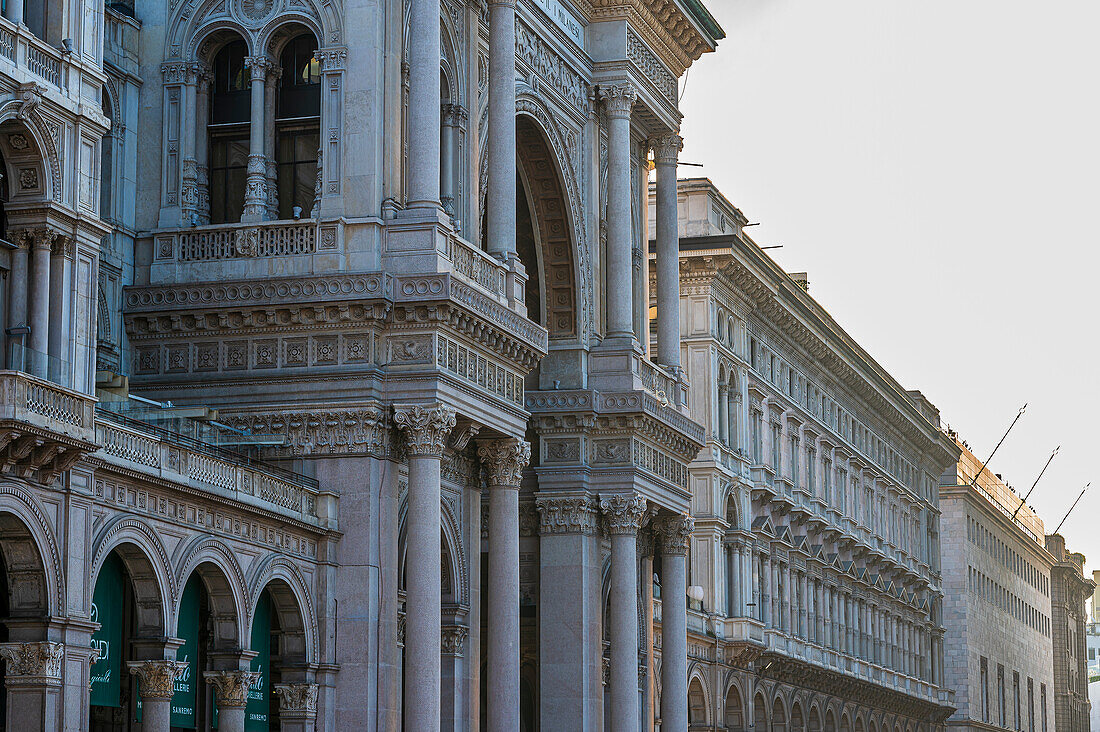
<box><xmin>0</xmin><ymin>370</ymin><xmax>97</xmax><ymax>482</ymax></box>
<box><xmin>0</xmin><ymin>17</ymin><xmax>96</xmax><ymax>95</ymax></box>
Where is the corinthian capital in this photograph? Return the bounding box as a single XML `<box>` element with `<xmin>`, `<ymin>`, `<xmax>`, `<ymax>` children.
<box><xmin>244</xmin><ymin>55</ymin><xmax>275</xmax><ymax>81</ymax></box>
<box><xmin>273</xmin><ymin>682</ymin><xmax>319</xmax><ymax>715</ymax></box>
<box><xmin>478</xmin><ymin>437</ymin><xmax>530</xmax><ymax>488</ymax></box>
<box><xmin>0</xmin><ymin>641</ymin><xmax>64</xmax><ymax>680</ymax></box>
<box><xmin>600</xmin><ymin>494</ymin><xmax>647</xmax><ymax>535</ymax></box>
<box><xmin>393</xmin><ymin>403</ymin><xmax>457</xmax><ymax>457</ymax></box>
<box><xmin>128</xmin><ymin>659</ymin><xmax>188</xmax><ymax>699</ymax></box>
<box><xmin>601</xmin><ymin>83</ymin><xmax>637</xmax><ymax>119</ymax></box>
<box><xmin>204</xmin><ymin>670</ymin><xmax>261</xmax><ymax>709</ymax></box>
<box><xmin>649</xmin><ymin>133</ymin><xmax>683</xmax><ymax>166</ymax></box>
<box><xmin>656</xmin><ymin>513</ymin><xmax>694</xmax><ymax>555</ymax></box>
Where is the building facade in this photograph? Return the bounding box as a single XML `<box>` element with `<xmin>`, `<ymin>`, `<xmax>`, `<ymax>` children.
<box><xmin>1045</xmin><ymin>533</ymin><xmax>1094</xmax><ymax>732</ymax></box>
<box><xmin>938</xmin><ymin>439</ymin><xmax>1056</xmax><ymax>732</ymax></box>
<box><xmin>647</xmin><ymin>179</ymin><xmax>959</xmax><ymax>731</ymax></box>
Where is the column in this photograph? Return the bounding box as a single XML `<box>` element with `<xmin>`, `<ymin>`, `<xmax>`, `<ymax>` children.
<box><xmin>204</xmin><ymin>670</ymin><xmax>261</xmax><ymax>732</ymax></box>
<box><xmin>407</xmin><ymin>0</ymin><xmax>441</xmax><ymax>209</ymax></box>
<box><xmin>728</xmin><ymin>393</ymin><xmax>739</xmax><ymax>452</ymax></box>
<box><xmin>717</xmin><ymin>384</ymin><xmax>728</xmax><ymax>444</ymax></box>
<box><xmin>658</xmin><ymin>514</ymin><xmax>693</xmax><ymax>732</ymax></box>
<box><xmin>600</xmin><ymin>494</ymin><xmax>647</xmax><ymax>732</ymax></box>
<box><xmin>650</xmin><ymin>133</ymin><xmax>682</xmax><ymax>368</ymax></box>
<box><xmin>7</xmin><ymin>232</ymin><xmax>27</xmax><ymax>368</ymax></box>
<box><xmin>394</xmin><ymin>404</ymin><xmax>456</xmax><ymax>731</ymax></box>
<box><xmin>0</xmin><ymin>641</ymin><xmax>63</xmax><ymax>730</ymax></box>
<box><xmin>441</xmin><ymin>104</ymin><xmax>458</xmax><ymax>218</ymax></box>
<box><xmin>478</xmin><ymin>438</ymin><xmax>531</xmax><ymax>732</ymax></box>
<box><xmin>27</xmin><ymin>228</ymin><xmax>52</xmax><ymax>378</ymax></box>
<box><xmin>486</xmin><ymin>0</ymin><xmax>517</xmax><ymax>255</ymax></box>
<box><xmin>602</xmin><ymin>84</ymin><xmax>637</xmax><ymax>344</ymax></box>
<box><xmin>128</xmin><ymin>660</ymin><xmax>188</xmax><ymax>732</ymax></box>
<box><xmin>47</xmin><ymin>235</ymin><xmax>72</xmax><ymax>386</ymax></box>
<box><xmin>273</xmin><ymin>683</ymin><xmax>319</xmax><ymax>732</ymax></box>
<box><xmin>195</xmin><ymin>65</ymin><xmax>212</xmax><ymax>224</ymax></box>
<box><xmin>3</xmin><ymin>0</ymin><xmax>22</xmax><ymax>25</ymax></box>
<box><xmin>180</xmin><ymin>65</ymin><xmax>200</xmax><ymax>226</ymax></box>
<box><xmin>242</xmin><ymin>55</ymin><xmax>272</xmax><ymax>222</ymax></box>
<box><xmin>264</xmin><ymin>65</ymin><xmax>280</xmax><ymax>219</ymax></box>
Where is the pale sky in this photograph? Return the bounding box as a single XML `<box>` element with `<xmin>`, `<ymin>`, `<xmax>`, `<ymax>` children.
<box><xmin>679</xmin><ymin>0</ymin><xmax>1100</xmax><ymax>574</ymax></box>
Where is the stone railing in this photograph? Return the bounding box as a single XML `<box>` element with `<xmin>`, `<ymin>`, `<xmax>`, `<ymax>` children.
<box><xmin>0</xmin><ymin>19</ymin><xmax>72</xmax><ymax>90</ymax></box>
<box><xmin>94</xmin><ymin>414</ymin><xmax>321</xmax><ymax>522</ymax></box>
<box><xmin>444</xmin><ymin>234</ymin><xmax>506</xmax><ymax>299</ymax></box>
<box><xmin>174</xmin><ymin>220</ymin><xmax>316</xmax><ymax>261</ymax></box>
<box><xmin>0</xmin><ymin>370</ymin><xmax>96</xmax><ymax>443</ymax></box>
<box><xmin>25</xmin><ymin>42</ymin><xmax>59</xmax><ymax>85</ymax></box>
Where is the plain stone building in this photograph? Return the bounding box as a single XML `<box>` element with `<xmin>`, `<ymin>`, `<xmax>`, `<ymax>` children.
<box><xmin>647</xmin><ymin>179</ymin><xmax>959</xmax><ymax>731</ymax></box>
<box><xmin>938</xmin><ymin>438</ymin><xmax>1056</xmax><ymax>732</ymax></box>
<box><xmin>1045</xmin><ymin>532</ymin><xmax>1094</xmax><ymax>731</ymax></box>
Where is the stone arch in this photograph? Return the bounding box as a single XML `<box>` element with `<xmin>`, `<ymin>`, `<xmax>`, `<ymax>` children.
<box><xmin>687</xmin><ymin>669</ymin><xmax>710</xmax><ymax>726</ymax></box>
<box><xmin>174</xmin><ymin>537</ymin><xmax>248</xmax><ymax>650</ymax></box>
<box><xmin>0</xmin><ymin>91</ymin><xmax>62</xmax><ymax>205</ymax></box>
<box><xmin>754</xmin><ymin>691</ymin><xmax>769</xmax><ymax>729</ymax></box>
<box><xmin>90</xmin><ymin>516</ymin><xmax>174</xmax><ymax>638</ymax></box>
<box><xmin>839</xmin><ymin>710</ymin><xmax>852</xmax><ymax>732</ymax></box>
<box><xmin>397</xmin><ymin>495</ymin><xmax>468</xmax><ymax>606</ymax></box>
<box><xmin>0</xmin><ymin>484</ymin><xmax>63</xmax><ymax>616</ymax></box>
<box><xmin>854</xmin><ymin>714</ymin><xmax>866</xmax><ymax>732</ymax></box>
<box><xmin>808</xmin><ymin>703</ymin><xmax>823</xmax><ymax>732</ymax></box>
<box><xmin>258</xmin><ymin>16</ymin><xmax>323</xmax><ymax>57</ymax></box>
<box><xmin>189</xmin><ymin>20</ymin><xmax>257</xmax><ymax>62</ymax></box>
<box><xmin>791</xmin><ymin>699</ymin><xmax>806</xmax><ymax>732</ymax></box>
<box><xmin>825</xmin><ymin>707</ymin><xmax>838</xmax><ymax>732</ymax></box>
<box><xmin>168</xmin><ymin>0</ymin><xmax>341</xmax><ymax>63</ymax></box>
<box><xmin>772</xmin><ymin>693</ymin><xmax>789</xmax><ymax>731</ymax></box>
<box><xmin>248</xmin><ymin>554</ymin><xmax>316</xmax><ymax>664</ymax></box>
<box><xmin>724</xmin><ymin>679</ymin><xmax>745</xmax><ymax>730</ymax></box>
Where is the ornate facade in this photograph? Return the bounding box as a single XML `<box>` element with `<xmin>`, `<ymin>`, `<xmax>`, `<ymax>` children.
<box><xmin>1045</xmin><ymin>533</ymin><xmax>1094</xmax><ymax>732</ymax></box>
<box><xmin>647</xmin><ymin>179</ymin><xmax>959</xmax><ymax>731</ymax></box>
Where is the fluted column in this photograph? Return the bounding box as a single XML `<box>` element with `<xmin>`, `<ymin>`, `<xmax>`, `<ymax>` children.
<box><xmin>601</xmin><ymin>84</ymin><xmax>637</xmax><ymax>344</ymax></box>
<box><xmin>394</xmin><ymin>404</ymin><xmax>455</xmax><ymax>731</ymax></box>
<box><xmin>242</xmin><ymin>56</ymin><xmax>273</xmax><ymax>222</ymax></box>
<box><xmin>600</xmin><ymin>494</ymin><xmax>647</xmax><ymax>732</ymax></box>
<box><xmin>204</xmin><ymin>670</ymin><xmax>261</xmax><ymax>732</ymax></box>
<box><xmin>657</xmin><ymin>514</ymin><xmax>693</xmax><ymax>732</ymax></box>
<box><xmin>407</xmin><ymin>0</ymin><xmax>442</xmax><ymax>209</ymax></box>
<box><xmin>478</xmin><ymin>437</ymin><xmax>531</xmax><ymax>732</ymax></box>
<box><xmin>128</xmin><ymin>660</ymin><xmax>188</xmax><ymax>732</ymax></box>
<box><xmin>487</xmin><ymin>0</ymin><xmax>517</xmax><ymax>255</ymax></box>
<box><xmin>274</xmin><ymin>683</ymin><xmax>319</xmax><ymax>732</ymax></box>
<box><xmin>0</xmin><ymin>641</ymin><xmax>64</xmax><ymax>730</ymax></box>
<box><xmin>650</xmin><ymin>132</ymin><xmax>682</xmax><ymax>368</ymax></box>
<box><xmin>27</xmin><ymin>228</ymin><xmax>53</xmax><ymax>378</ymax></box>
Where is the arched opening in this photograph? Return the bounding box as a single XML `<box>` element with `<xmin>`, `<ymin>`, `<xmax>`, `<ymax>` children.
<box><xmin>854</xmin><ymin>717</ymin><xmax>865</xmax><ymax>732</ymax></box>
<box><xmin>724</xmin><ymin>494</ymin><xmax>740</xmax><ymax>617</ymax></box>
<box><xmin>688</xmin><ymin>677</ymin><xmax>707</xmax><ymax>726</ymax></box>
<box><xmin>839</xmin><ymin>712</ymin><xmax>851</xmax><ymax>732</ymax></box>
<box><xmin>99</xmin><ymin>87</ymin><xmax>115</xmax><ymax>224</ymax></box>
<box><xmin>725</xmin><ymin>684</ymin><xmax>745</xmax><ymax>730</ymax></box>
<box><xmin>809</xmin><ymin>705</ymin><xmax>823</xmax><ymax>732</ymax></box>
<box><xmin>790</xmin><ymin>701</ymin><xmax>805</xmax><ymax>732</ymax></box>
<box><xmin>772</xmin><ymin>696</ymin><xmax>788</xmax><ymax>731</ymax></box>
<box><xmin>273</xmin><ymin>30</ymin><xmax>320</xmax><ymax>219</ymax></box>
<box><xmin>754</xmin><ymin>692</ymin><xmax>768</xmax><ymax>731</ymax></box>
<box><xmin>207</xmin><ymin>37</ymin><xmax>251</xmax><ymax>224</ymax></box>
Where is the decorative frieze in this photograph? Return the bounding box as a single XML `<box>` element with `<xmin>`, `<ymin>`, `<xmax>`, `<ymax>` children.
<box><xmin>436</xmin><ymin>333</ymin><xmax>526</xmax><ymax>407</ymax></box>
<box><xmin>536</xmin><ymin>497</ymin><xmax>598</xmax><ymax>535</ymax></box>
<box><xmin>515</xmin><ymin>19</ymin><xmax>589</xmax><ymax>114</ymax></box>
<box><xmin>627</xmin><ymin>28</ymin><xmax>677</xmax><ymax>103</ymax></box>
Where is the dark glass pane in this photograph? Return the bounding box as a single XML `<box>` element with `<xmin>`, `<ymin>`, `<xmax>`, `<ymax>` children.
<box><xmin>278</xmin><ymin>34</ymin><xmax>320</xmax><ymax>119</ymax></box>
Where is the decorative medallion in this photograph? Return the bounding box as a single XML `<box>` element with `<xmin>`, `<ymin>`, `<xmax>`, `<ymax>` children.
<box><xmin>233</xmin><ymin>0</ymin><xmax>275</xmax><ymax>25</ymax></box>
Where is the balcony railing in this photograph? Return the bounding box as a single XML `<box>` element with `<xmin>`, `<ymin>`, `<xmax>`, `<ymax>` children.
<box><xmin>0</xmin><ymin>370</ymin><xmax>95</xmax><ymax>442</ymax></box>
<box><xmin>173</xmin><ymin>220</ymin><xmax>317</xmax><ymax>262</ymax></box>
<box><xmin>444</xmin><ymin>234</ymin><xmax>506</xmax><ymax>299</ymax></box>
<box><xmin>0</xmin><ymin>19</ymin><xmax>70</xmax><ymax>91</ymax></box>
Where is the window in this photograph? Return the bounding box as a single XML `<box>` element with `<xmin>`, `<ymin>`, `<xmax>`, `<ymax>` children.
<box><xmin>981</xmin><ymin>657</ymin><xmax>989</xmax><ymax>722</ymax></box>
<box><xmin>208</xmin><ymin>39</ymin><xmax>251</xmax><ymax>223</ymax></box>
<box><xmin>1013</xmin><ymin>672</ymin><xmax>1020</xmax><ymax>731</ymax></box>
<box><xmin>1028</xmin><ymin>678</ymin><xmax>1034</xmax><ymax>732</ymax></box>
<box><xmin>998</xmin><ymin>665</ymin><xmax>1005</xmax><ymax>727</ymax></box>
<box><xmin>1040</xmin><ymin>684</ymin><xmax>1047</xmax><ymax>732</ymax></box>
<box><xmin>276</xmin><ymin>34</ymin><xmax>320</xmax><ymax>219</ymax></box>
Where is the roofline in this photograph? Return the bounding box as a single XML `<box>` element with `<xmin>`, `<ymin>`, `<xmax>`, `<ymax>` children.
<box><xmin>679</xmin><ymin>0</ymin><xmax>725</xmax><ymax>41</ymax></box>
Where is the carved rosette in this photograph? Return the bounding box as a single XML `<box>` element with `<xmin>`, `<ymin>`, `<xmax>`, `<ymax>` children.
<box><xmin>600</xmin><ymin>495</ymin><xmax>647</xmax><ymax>536</ymax></box>
<box><xmin>273</xmin><ymin>682</ymin><xmax>319</xmax><ymax>716</ymax></box>
<box><xmin>204</xmin><ymin>670</ymin><xmax>261</xmax><ymax>709</ymax></box>
<box><xmin>441</xmin><ymin>625</ymin><xmax>468</xmax><ymax>656</ymax></box>
<box><xmin>601</xmin><ymin>84</ymin><xmax>637</xmax><ymax>119</ymax></box>
<box><xmin>477</xmin><ymin>437</ymin><xmax>530</xmax><ymax>489</ymax></box>
<box><xmin>536</xmin><ymin>497</ymin><xmax>598</xmax><ymax>536</ymax></box>
<box><xmin>128</xmin><ymin>659</ymin><xmax>189</xmax><ymax>699</ymax></box>
<box><xmin>656</xmin><ymin>514</ymin><xmax>694</xmax><ymax>556</ymax></box>
<box><xmin>0</xmin><ymin>641</ymin><xmax>64</xmax><ymax>683</ymax></box>
<box><xmin>649</xmin><ymin>133</ymin><xmax>683</xmax><ymax>166</ymax></box>
<box><xmin>393</xmin><ymin>404</ymin><xmax>456</xmax><ymax>458</ymax></box>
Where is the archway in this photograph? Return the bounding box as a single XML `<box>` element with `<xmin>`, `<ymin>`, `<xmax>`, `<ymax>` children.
<box><xmin>754</xmin><ymin>692</ymin><xmax>768</xmax><ymax>731</ymax></box>
<box><xmin>725</xmin><ymin>684</ymin><xmax>745</xmax><ymax>730</ymax></box>
<box><xmin>791</xmin><ymin>700</ymin><xmax>805</xmax><ymax>732</ymax></box>
<box><xmin>772</xmin><ymin>695</ymin><xmax>788</xmax><ymax>731</ymax></box>
<box><xmin>688</xmin><ymin>676</ymin><xmax>707</xmax><ymax>726</ymax></box>
<box><xmin>809</xmin><ymin>705</ymin><xmax>823</xmax><ymax>732</ymax></box>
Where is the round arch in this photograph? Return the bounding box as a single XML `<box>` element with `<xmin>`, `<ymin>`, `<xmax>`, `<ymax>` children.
<box><xmin>0</xmin><ymin>485</ymin><xmax>63</xmax><ymax>616</ymax></box>
<box><xmin>0</xmin><ymin>94</ymin><xmax>62</xmax><ymax>205</ymax></box>
<box><xmin>724</xmin><ymin>680</ymin><xmax>745</xmax><ymax>729</ymax></box>
<box><xmin>791</xmin><ymin>700</ymin><xmax>806</xmax><ymax>732</ymax></box>
<box><xmin>754</xmin><ymin>691</ymin><xmax>769</xmax><ymax>730</ymax></box>
<box><xmin>248</xmin><ymin>554</ymin><xmax>317</xmax><ymax>664</ymax></box>
<box><xmin>90</xmin><ymin>516</ymin><xmax>174</xmax><ymax>638</ymax></box>
<box><xmin>687</xmin><ymin>672</ymin><xmax>709</xmax><ymax>727</ymax></box>
<box><xmin>174</xmin><ymin>537</ymin><xmax>248</xmax><ymax>649</ymax></box>
<box><xmin>167</xmin><ymin>0</ymin><xmax>341</xmax><ymax>63</ymax></box>
<box><xmin>808</xmin><ymin>703</ymin><xmax>823</xmax><ymax>732</ymax></box>
<box><xmin>772</xmin><ymin>693</ymin><xmax>789</xmax><ymax>731</ymax></box>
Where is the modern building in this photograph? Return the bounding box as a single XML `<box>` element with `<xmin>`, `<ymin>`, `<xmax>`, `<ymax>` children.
<box><xmin>0</xmin><ymin>0</ymin><xmax>748</xmax><ymax>729</ymax></box>
<box><xmin>1045</xmin><ymin>533</ymin><xmax>1095</xmax><ymax>731</ymax></box>
<box><xmin>938</xmin><ymin>438</ymin><xmax>1056</xmax><ymax>732</ymax></box>
<box><xmin>647</xmin><ymin>178</ymin><xmax>959</xmax><ymax>731</ymax></box>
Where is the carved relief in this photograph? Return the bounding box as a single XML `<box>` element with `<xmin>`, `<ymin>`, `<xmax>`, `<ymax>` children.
<box><xmin>477</xmin><ymin>438</ymin><xmax>530</xmax><ymax>487</ymax></box>
<box><xmin>273</xmin><ymin>682</ymin><xmax>319</xmax><ymax>715</ymax></box>
<box><xmin>536</xmin><ymin>497</ymin><xmax>598</xmax><ymax>535</ymax></box>
<box><xmin>600</xmin><ymin>494</ymin><xmax>647</xmax><ymax>535</ymax></box>
<box><xmin>0</xmin><ymin>642</ymin><xmax>64</xmax><ymax>680</ymax></box>
<box><xmin>128</xmin><ymin>659</ymin><xmax>188</xmax><ymax>698</ymax></box>
<box><xmin>204</xmin><ymin>670</ymin><xmax>261</xmax><ymax>708</ymax></box>
<box><xmin>393</xmin><ymin>404</ymin><xmax>456</xmax><ymax>458</ymax></box>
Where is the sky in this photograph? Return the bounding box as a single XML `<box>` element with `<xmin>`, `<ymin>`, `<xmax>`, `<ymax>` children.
<box><xmin>678</xmin><ymin>0</ymin><xmax>1100</xmax><ymax>575</ymax></box>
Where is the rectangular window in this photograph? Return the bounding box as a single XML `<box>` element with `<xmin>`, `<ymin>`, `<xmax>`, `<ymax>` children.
<box><xmin>1028</xmin><ymin>678</ymin><xmax>1034</xmax><ymax>732</ymax></box>
<box><xmin>275</xmin><ymin>127</ymin><xmax>320</xmax><ymax>219</ymax></box>
<box><xmin>998</xmin><ymin>665</ymin><xmax>1006</xmax><ymax>727</ymax></box>
<box><xmin>209</xmin><ymin>134</ymin><xmax>249</xmax><ymax>225</ymax></box>
<box><xmin>981</xmin><ymin>657</ymin><xmax>990</xmax><ymax>722</ymax></box>
<box><xmin>1040</xmin><ymin>685</ymin><xmax>1047</xmax><ymax>732</ymax></box>
<box><xmin>751</xmin><ymin>412</ymin><xmax>762</xmax><ymax>463</ymax></box>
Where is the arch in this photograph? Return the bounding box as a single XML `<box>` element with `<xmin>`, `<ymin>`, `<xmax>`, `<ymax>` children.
<box><xmin>90</xmin><ymin>516</ymin><xmax>175</xmax><ymax>638</ymax></box>
<box><xmin>0</xmin><ymin>484</ymin><xmax>63</xmax><ymax>615</ymax></box>
<box><xmin>248</xmin><ymin>553</ymin><xmax>317</xmax><ymax>664</ymax></box>
<box><xmin>175</xmin><ymin>536</ymin><xmax>248</xmax><ymax>649</ymax></box>
<box><xmin>754</xmin><ymin>692</ymin><xmax>769</xmax><ymax>729</ymax></box>
<box><xmin>854</xmin><ymin>715</ymin><xmax>866</xmax><ymax>732</ymax></box>
<box><xmin>687</xmin><ymin>673</ymin><xmax>708</xmax><ymax>726</ymax></box>
<box><xmin>772</xmin><ymin>694</ymin><xmax>788</xmax><ymax>731</ymax></box>
<box><xmin>0</xmin><ymin>93</ymin><xmax>62</xmax><ymax>204</ymax></box>
<box><xmin>839</xmin><ymin>710</ymin><xmax>852</xmax><ymax>732</ymax></box>
<box><xmin>397</xmin><ymin>495</ymin><xmax>468</xmax><ymax>606</ymax></box>
<box><xmin>791</xmin><ymin>700</ymin><xmax>806</xmax><ymax>732</ymax></box>
<box><xmin>258</xmin><ymin>16</ymin><xmax>323</xmax><ymax>58</ymax></box>
<box><xmin>724</xmin><ymin>681</ymin><xmax>745</xmax><ymax>729</ymax></box>
<box><xmin>808</xmin><ymin>703</ymin><xmax>823</xmax><ymax>732</ymax></box>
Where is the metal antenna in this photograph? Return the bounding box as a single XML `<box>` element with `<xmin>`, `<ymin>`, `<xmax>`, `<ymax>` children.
<box><xmin>966</xmin><ymin>404</ymin><xmax>1028</xmax><ymax>491</ymax></box>
<box><xmin>1011</xmin><ymin>446</ymin><xmax>1060</xmax><ymax>520</ymax></box>
<box><xmin>1053</xmin><ymin>482</ymin><xmax>1090</xmax><ymax>535</ymax></box>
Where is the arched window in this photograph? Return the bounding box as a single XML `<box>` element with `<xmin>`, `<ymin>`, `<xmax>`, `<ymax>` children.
<box><xmin>275</xmin><ymin>33</ymin><xmax>320</xmax><ymax>219</ymax></box>
<box><xmin>208</xmin><ymin>39</ymin><xmax>251</xmax><ymax>224</ymax></box>
<box><xmin>100</xmin><ymin>87</ymin><xmax>114</xmax><ymax>223</ymax></box>
<box><xmin>688</xmin><ymin>678</ymin><xmax>707</xmax><ymax>725</ymax></box>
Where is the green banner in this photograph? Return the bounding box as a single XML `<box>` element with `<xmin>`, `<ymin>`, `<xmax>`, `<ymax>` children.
<box><xmin>246</xmin><ymin>593</ymin><xmax>272</xmax><ymax>731</ymax></box>
<box><xmin>90</xmin><ymin>553</ymin><xmax>125</xmax><ymax>707</ymax></box>
<box><xmin>171</xmin><ymin>575</ymin><xmax>202</xmax><ymax>729</ymax></box>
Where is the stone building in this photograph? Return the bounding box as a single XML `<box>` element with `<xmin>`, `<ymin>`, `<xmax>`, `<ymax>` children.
<box><xmin>938</xmin><ymin>438</ymin><xmax>1056</xmax><ymax>732</ymax></box>
<box><xmin>646</xmin><ymin>178</ymin><xmax>959</xmax><ymax>731</ymax></box>
<box><xmin>1045</xmin><ymin>532</ymin><xmax>1094</xmax><ymax>731</ymax></box>
<box><xmin>0</xmin><ymin>0</ymin><xmax>743</xmax><ymax>728</ymax></box>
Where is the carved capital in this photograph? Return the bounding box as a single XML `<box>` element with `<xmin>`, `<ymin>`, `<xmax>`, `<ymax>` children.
<box><xmin>536</xmin><ymin>496</ymin><xmax>599</xmax><ymax>535</ymax></box>
<box><xmin>441</xmin><ymin>625</ymin><xmax>468</xmax><ymax>655</ymax></box>
<box><xmin>393</xmin><ymin>404</ymin><xmax>456</xmax><ymax>457</ymax></box>
<box><xmin>12</xmin><ymin>226</ymin><xmax>59</xmax><ymax>251</ymax></box>
<box><xmin>0</xmin><ymin>641</ymin><xmax>64</xmax><ymax>682</ymax></box>
<box><xmin>204</xmin><ymin>670</ymin><xmax>261</xmax><ymax>709</ymax></box>
<box><xmin>273</xmin><ymin>682</ymin><xmax>319</xmax><ymax>715</ymax></box>
<box><xmin>244</xmin><ymin>55</ymin><xmax>275</xmax><ymax>81</ymax></box>
<box><xmin>656</xmin><ymin>513</ymin><xmax>694</xmax><ymax>555</ymax></box>
<box><xmin>601</xmin><ymin>84</ymin><xmax>637</xmax><ymax>119</ymax></box>
<box><xmin>649</xmin><ymin>133</ymin><xmax>683</xmax><ymax>166</ymax></box>
<box><xmin>600</xmin><ymin>494</ymin><xmax>647</xmax><ymax>536</ymax></box>
<box><xmin>128</xmin><ymin>659</ymin><xmax>188</xmax><ymax>699</ymax></box>
<box><xmin>477</xmin><ymin>437</ymin><xmax>530</xmax><ymax>488</ymax></box>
